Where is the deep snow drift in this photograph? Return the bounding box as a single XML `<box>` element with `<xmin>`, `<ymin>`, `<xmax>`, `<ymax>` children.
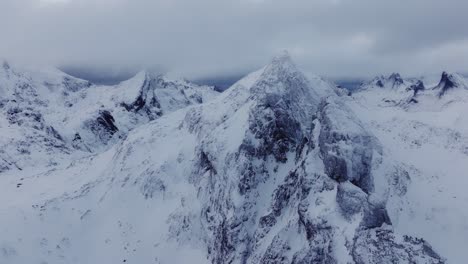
<box><xmin>0</xmin><ymin>55</ymin><xmax>458</xmax><ymax>263</ymax></box>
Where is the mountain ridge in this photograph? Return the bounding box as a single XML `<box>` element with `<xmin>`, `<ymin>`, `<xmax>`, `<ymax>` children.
<box><xmin>0</xmin><ymin>61</ymin><xmax>218</xmax><ymax>173</ymax></box>
<box><xmin>0</xmin><ymin>54</ymin><xmax>449</xmax><ymax>263</ymax></box>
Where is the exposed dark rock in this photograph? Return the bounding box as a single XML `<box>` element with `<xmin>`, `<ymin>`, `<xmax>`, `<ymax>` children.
<box><xmin>6</xmin><ymin>105</ymin><xmax>45</xmax><ymax>129</ymax></box>
<box><xmin>260</xmin><ymin>236</ymin><xmax>291</xmax><ymax>264</ymax></box>
<box><xmin>85</xmin><ymin>110</ymin><xmax>119</xmax><ymax>144</ymax></box>
<box><xmin>291</xmin><ymin>227</ymin><xmax>336</xmax><ymax>264</ymax></box>
<box><xmin>122</xmin><ymin>92</ymin><xmax>146</xmax><ymax>112</ymax></box>
<box><xmin>257</xmin><ymin>169</ymin><xmax>302</xmax><ymax>234</ymax></box>
<box><xmin>97</xmin><ymin>110</ymin><xmax>118</xmax><ymax>134</ymax></box>
<box><xmin>246</xmin><ymin>93</ymin><xmax>303</xmax><ymax>163</ymax></box>
<box><xmin>211</xmin><ymin>219</ymin><xmax>236</xmax><ymax>264</ymax></box>
<box><xmin>140</xmin><ymin>172</ymin><xmax>166</xmax><ymax>199</ymax></box>
<box><xmin>437</xmin><ymin>72</ymin><xmax>457</xmax><ymax>97</ymax></box>
<box><xmin>46</xmin><ymin>126</ymin><xmax>63</xmax><ymax>141</ymax></box>
<box><xmin>336</xmin><ymin>181</ymin><xmax>367</xmax><ymax>219</ymax></box>
<box><xmin>362</xmin><ymin>200</ymin><xmax>392</xmax><ymax>229</ymax></box>
<box><xmin>72</xmin><ymin>133</ymin><xmax>90</xmax><ymax>152</ymax></box>
<box><xmin>198</xmin><ymin>151</ymin><xmax>217</xmax><ymax>175</ymax></box>
<box><xmin>410</xmin><ymin>80</ymin><xmax>425</xmax><ymax>96</ymax></box>
<box><xmin>62</xmin><ymin>76</ymin><xmax>92</xmax><ymax>92</ymax></box>
<box><xmin>353</xmin><ymin>227</ymin><xmax>445</xmax><ymax>264</ymax></box>
<box><xmin>318</xmin><ymin>98</ymin><xmax>377</xmax><ymax>194</ymax></box>
<box><xmin>120</xmin><ymin>76</ymin><xmax>163</xmax><ymax>120</ymax></box>
<box><xmin>390</xmin><ymin>166</ymin><xmax>411</xmax><ymax>196</ymax></box>
<box><xmin>388</xmin><ymin>73</ymin><xmax>404</xmax><ymax>87</ymax></box>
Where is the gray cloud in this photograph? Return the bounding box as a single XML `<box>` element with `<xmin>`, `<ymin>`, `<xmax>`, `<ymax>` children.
<box><xmin>1</xmin><ymin>0</ymin><xmax>468</xmax><ymax>80</ymax></box>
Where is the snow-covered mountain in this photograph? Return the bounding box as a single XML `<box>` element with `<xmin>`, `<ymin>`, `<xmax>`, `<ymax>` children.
<box><xmin>359</xmin><ymin>73</ymin><xmax>407</xmax><ymax>91</ymax></box>
<box><xmin>0</xmin><ymin>61</ymin><xmax>218</xmax><ymax>174</ymax></box>
<box><xmin>354</xmin><ymin>71</ymin><xmax>468</xmax><ymax>110</ymax></box>
<box><xmin>349</xmin><ymin>72</ymin><xmax>468</xmax><ymax>263</ymax></box>
<box><xmin>0</xmin><ymin>55</ymin><xmax>454</xmax><ymax>263</ymax></box>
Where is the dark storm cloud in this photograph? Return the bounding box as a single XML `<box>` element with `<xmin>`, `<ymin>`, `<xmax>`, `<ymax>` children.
<box><xmin>1</xmin><ymin>0</ymin><xmax>468</xmax><ymax>79</ymax></box>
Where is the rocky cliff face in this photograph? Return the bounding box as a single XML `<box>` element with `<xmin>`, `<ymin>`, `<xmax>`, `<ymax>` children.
<box><xmin>0</xmin><ymin>55</ymin><xmax>445</xmax><ymax>263</ymax></box>
<box><xmin>433</xmin><ymin>71</ymin><xmax>468</xmax><ymax>97</ymax></box>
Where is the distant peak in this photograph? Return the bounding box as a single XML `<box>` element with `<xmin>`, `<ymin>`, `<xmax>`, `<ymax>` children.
<box><xmin>365</xmin><ymin>73</ymin><xmax>404</xmax><ymax>89</ymax></box>
<box><xmin>264</xmin><ymin>50</ymin><xmax>297</xmax><ymax>75</ymax></box>
<box><xmin>389</xmin><ymin>72</ymin><xmax>402</xmax><ymax>80</ymax></box>
<box><xmin>389</xmin><ymin>73</ymin><xmax>404</xmax><ymax>87</ymax></box>
<box><xmin>2</xmin><ymin>60</ymin><xmax>10</xmax><ymax>71</ymax></box>
<box><xmin>414</xmin><ymin>79</ymin><xmax>425</xmax><ymax>87</ymax></box>
<box><xmin>435</xmin><ymin>71</ymin><xmax>465</xmax><ymax>97</ymax></box>
<box><xmin>271</xmin><ymin>50</ymin><xmax>292</xmax><ymax>63</ymax></box>
<box><xmin>438</xmin><ymin>71</ymin><xmax>460</xmax><ymax>86</ymax></box>
<box><xmin>407</xmin><ymin>80</ymin><xmax>425</xmax><ymax>96</ymax></box>
<box><xmin>136</xmin><ymin>69</ymin><xmax>151</xmax><ymax>79</ymax></box>
<box><xmin>130</xmin><ymin>70</ymin><xmax>161</xmax><ymax>82</ymax></box>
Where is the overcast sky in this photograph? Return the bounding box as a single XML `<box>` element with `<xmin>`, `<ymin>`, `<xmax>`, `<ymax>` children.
<box><xmin>2</xmin><ymin>0</ymin><xmax>468</xmax><ymax>81</ymax></box>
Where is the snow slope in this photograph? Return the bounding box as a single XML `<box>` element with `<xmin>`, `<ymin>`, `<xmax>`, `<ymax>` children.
<box><xmin>0</xmin><ymin>54</ymin><xmax>444</xmax><ymax>263</ymax></box>
<box><xmin>349</xmin><ymin>72</ymin><xmax>468</xmax><ymax>263</ymax></box>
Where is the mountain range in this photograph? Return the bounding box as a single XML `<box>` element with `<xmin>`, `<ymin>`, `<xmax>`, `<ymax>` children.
<box><xmin>0</xmin><ymin>53</ymin><xmax>466</xmax><ymax>263</ymax></box>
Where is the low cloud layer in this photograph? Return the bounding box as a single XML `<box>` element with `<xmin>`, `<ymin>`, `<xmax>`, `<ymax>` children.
<box><xmin>2</xmin><ymin>0</ymin><xmax>468</xmax><ymax>79</ymax></box>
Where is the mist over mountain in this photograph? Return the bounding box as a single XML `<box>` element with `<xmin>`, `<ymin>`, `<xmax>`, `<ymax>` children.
<box><xmin>60</xmin><ymin>66</ymin><xmax>140</xmax><ymax>85</ymax></box>
<box><xmin>3</xmin><ymin>0</ymin><xmax>468</xmax><ymax>79</ymax></box>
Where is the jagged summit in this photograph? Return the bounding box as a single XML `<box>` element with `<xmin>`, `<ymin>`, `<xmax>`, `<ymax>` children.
<box><xmin>269</xmin><ymin>50</ymin><xmax>294</xmax><ymax>67</ymax></box>
<box><xmin>407</xmin><ymin>79</ymin><xmax>425</xmax><ymax>96</ymax></box>
<box><xmin>434</xmin><ymin>71</ymin><xmax>467</xmax><ymax>97</ymax></box>
<box><xmin>251</xmin><ymin>51</ymin><xmax>319</xmax><ymax>99</ymax></box>
<box><xmin>361</xmin><ymin>72</ymin><xmax>407</xmax><ymax>90</ymax></box>
<box><xmin>354</xmin><ymin>70</ymin><xmax>468</xmax><ymax>109</ymax></box>
<box><xmin>256</xmin><ymin>50</ymin><xmax>298</xmax><ymax>81</ymax></box>
<box><xmin>388</xmin><ymin>72</ymin><xmax>404</xmax><ymax>86</ymax></box>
